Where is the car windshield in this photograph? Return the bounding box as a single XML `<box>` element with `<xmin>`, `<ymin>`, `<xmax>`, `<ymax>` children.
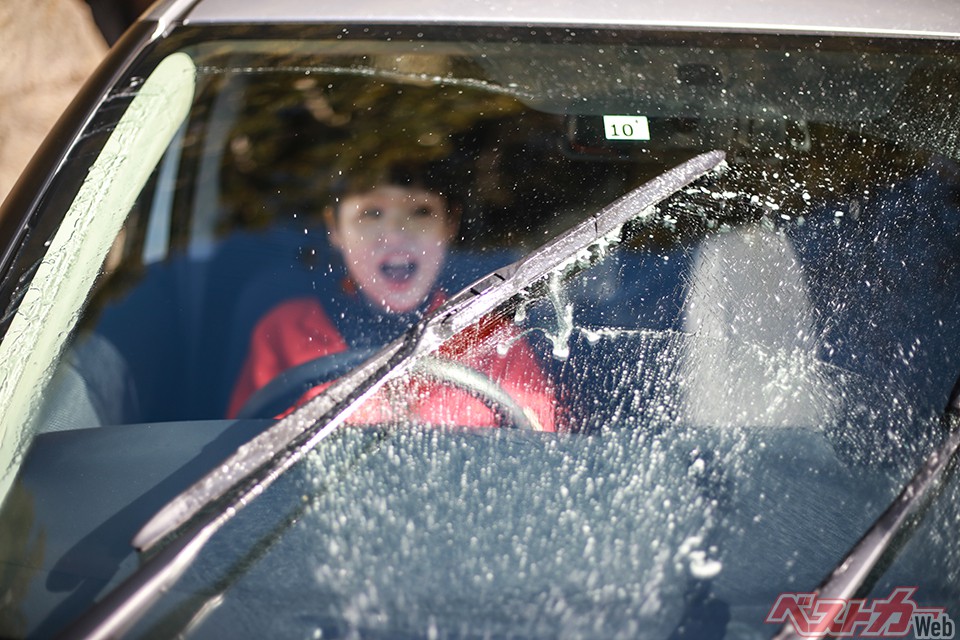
<box><xmin>2</xmin><ymin>25</ymin><xmax>960</xmax><ymax>639</ymax></box>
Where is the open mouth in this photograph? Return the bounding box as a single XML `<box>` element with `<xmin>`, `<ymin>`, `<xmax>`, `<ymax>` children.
<box><xmin>379</xmin><ymin>257</ymin><xmax>418</xmax><ymax>283</ymax></box>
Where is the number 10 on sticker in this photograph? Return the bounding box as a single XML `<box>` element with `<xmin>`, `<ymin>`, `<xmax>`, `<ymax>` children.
<box><xmin>603</xmin><ymin>115</ymin><xmax>650</xmax><ymax>140</ymax></box>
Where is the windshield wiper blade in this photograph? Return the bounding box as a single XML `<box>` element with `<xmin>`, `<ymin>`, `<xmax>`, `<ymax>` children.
<box><xmin>62</xmin><ymin>150</ymin><xmax>724</xmax><ymax>640</ymax></box>
<box><xmin>135</xmin><ymin>148</ymin><xmax>724</xmax><ymax>551</ymax></box>
<box><xmin>773</xmin><ymin>398</ymin><xmax>960</xmax><ymax>640</ymax></box>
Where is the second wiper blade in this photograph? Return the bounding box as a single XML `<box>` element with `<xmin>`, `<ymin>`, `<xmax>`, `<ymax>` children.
<box><xmin>773</xmin><ymin>412</ymin><xmax>960</xmax><ymax>640</ymax></box>
<box><xmin>63</xmin><ymin>150</ymin><xmax>724</xmax><ymax>640</ymax></box>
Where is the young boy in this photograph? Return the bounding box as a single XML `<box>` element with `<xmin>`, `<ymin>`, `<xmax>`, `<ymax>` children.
<box><xmin>227</xmin><ymin>162</ymin><xmax>556</xmax><ymax>430</ymax></box>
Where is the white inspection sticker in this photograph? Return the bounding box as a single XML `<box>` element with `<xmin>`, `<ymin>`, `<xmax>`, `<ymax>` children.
<box><xmin>603</xmin><ymin>115</ymin><xmax>651</xmax><ymax>140</ymax></box>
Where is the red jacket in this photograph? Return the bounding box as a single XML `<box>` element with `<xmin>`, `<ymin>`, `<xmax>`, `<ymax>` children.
<box><xmin>228</xmin><ymin>296</ymin><xmax>557</xmax><ymax>431</ymax></box>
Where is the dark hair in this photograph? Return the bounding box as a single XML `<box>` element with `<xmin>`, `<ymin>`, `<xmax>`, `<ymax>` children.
<box><xmin>327</xmin><ymin>156</ymin><xmax>465</xmax><ymax>220</ymax></box>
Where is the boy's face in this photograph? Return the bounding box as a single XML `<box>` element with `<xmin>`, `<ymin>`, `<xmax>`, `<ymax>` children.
<box><xmin>328</xmin><ymin>185</ymin><xmax>455</xmax><ymax>313</ymax></box>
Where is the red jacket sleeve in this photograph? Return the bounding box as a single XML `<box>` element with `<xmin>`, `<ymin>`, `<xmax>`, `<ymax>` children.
<box><xmin>227</xmin><ymin>298</ymin><xmax>348</xmax><ymax>418</ymax></box>
<box><xmin>228</xmin><ymin>298</ymin><xmax>557</xmax><ymax>431</ymax></box>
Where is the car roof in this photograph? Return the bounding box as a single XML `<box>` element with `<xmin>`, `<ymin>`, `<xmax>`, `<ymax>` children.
<box><xmin>167</xmin><ymin>0</ymin><xmax>960</xmax><ymax>40</ymax></box>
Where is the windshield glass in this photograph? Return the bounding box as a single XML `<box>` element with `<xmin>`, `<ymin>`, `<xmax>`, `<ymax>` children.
<box><xmin>2</xmin><ymin>26</ymin><xmax>960</xmax><ymax>638</ymax></box>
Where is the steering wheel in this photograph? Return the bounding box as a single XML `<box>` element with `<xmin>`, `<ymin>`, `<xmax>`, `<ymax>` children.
<box><xmin>235</xmin><ymin>347</ymin><xmax>538</xmax><ymax>430</ymax></box>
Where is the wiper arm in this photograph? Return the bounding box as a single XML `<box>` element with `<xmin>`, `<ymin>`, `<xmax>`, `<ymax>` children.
<box><xmin>135</xmin><ymin>149</ymin><xmax>724</xmax><ymax>551</ymax></box>
<box><xmin>61</xmin><ymin>150</ymin><xmax>724</xmax><ymax>639</ymax></box>
<box><xmin>773</xmin><ymin>394</ymin><xmax>960</xmax><ymax>640</ymax></box>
